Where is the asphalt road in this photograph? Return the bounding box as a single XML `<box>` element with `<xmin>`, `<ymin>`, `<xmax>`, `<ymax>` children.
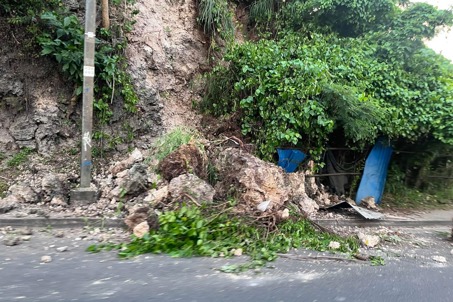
<box><xmin>1</xmin><ymin>228</ymin><xmax>452</xmax><ymax>302</ymax></box>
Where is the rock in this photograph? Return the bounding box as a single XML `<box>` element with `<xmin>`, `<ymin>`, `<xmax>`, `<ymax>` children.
<box><xmin>277</xmin><ymin>208</ymin><xmax>290</xmax><ymax>220</ymax></box>
<box><xmin>53</xmin><ymin>231</ymin><xmax>65</xmax><ymax>238</ymax></box>
<box><xmin>144</xmin><ymin>186</ymin><xmax>168</xmax><ymax>205</ymax></box>
<box><xmin>8</xmin><ymin>183</ymin><xmax>39</xmax><ymax>203</ymax></box>
<box><xmin>20</xmin><ymin>227</ymin><xmax>33</xmax><ymax>235</ymax></box>
<box><xmin>21</xmin><ymin>236</ymin><xmax>31</xmax><ymax>241</ymax></box>
<box><xmin>214</xmin><ymin>148</ymin><xmax>290</xmax><ymax>211</ymax></box>
<box><xmin>328</xmin><ymin>241</ymin><xmax>341</xmax><ymax>249</ymax></box>
<box><xmin>109</xmin><ymin>148</ymin><xmax>144</xmax><ymax>176</ymax></box>
<box><xmin>361</xmin><ymin>196</ymin><xmax>378</xmax><ymax>210</ymax></box>
<box><xmin>133</xmin><ymin>221</ymin><xmax>150</xmax><ymax>238</ymax></box>
<box><xmin>56</xmin><ymin>246</ymin><xmax>68</xmax><ymax>252</ymax></box>
<box><xmin>63</xmin><ymin>0</ymin><xmax>80</xmax><ymax>11</ymax></box>
<box><xmin>432</xmin><ymin>255</ymin><xmax>447</xmax><ymax>263</ymax></box>
<box><xmin>232</xmin><ymin>248</ymin><xmax>243</xmax><ymax>256</ymax></box>
<box><xmin>41</xmin><ymin>255</ymin><xmax>52</xmax><ymax>263</ymax></box>
<box><xmin>3</xmin><ymin>236</ymin><xmax>21</xmax><ymax>246</ymax></box>
<box><xmin>158</xmin><ymin>143</ymin><xmax>207</xmax><ymax>181</ymax></box>
<box><xmin>297</xmin><ymin>195</ymin><xmax>319</xmax><ymax>217</ymax></box>
<box><xmin>168</xmin><ymin>174</ymin><xmax>215</xmax><ymax>204</ymax></box>
<box><xmin>121</xmin><ymin>163</ymin><xmax>149</xmax><ymax>196</ymax></box>
<box><xmin>124</xmin><ymin>207</ymin><xmax>149</xmax><ymax>230</ymax></box>
<box><xmin>357</xmin><ymin>232</ymin><xmax>380</xmax><ymax>248</ymax></box>
<box><xmin>0</xmin><ymin>196</ymin><xmax>17</xmax><ymax>214</ymax></box>
<box><xmin>50</xmin><ymin>196</ymin><xmax>68</xmax><ymax>207</ymax></box>
<box><xmin>0</xmin><ymin>128</ymin><xmax>16</xmax><ymax>152</ymax></box>
<box><xmin>9</xmin><ymin>118</ymin><xmax>38</xmax><ymax>141</ymax></box>
<box><xmin>41</xmin><ymin>173</ymin><xmax>66</xmax><ymax>203</ymax></box>
<box><xmin>214</xmin><ymin>148</ymin><xmax>318</xmax><ymax>214</ymax></box>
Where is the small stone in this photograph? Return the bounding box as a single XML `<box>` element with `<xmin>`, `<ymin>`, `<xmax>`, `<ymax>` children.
<box><xmin>432</xmin><ymin>255</ymin><xmax>447</xmax><ymax>263</ymax></box>
<box><xmin>20</xmin><ymin>227</ymin><xmax>33</xmax><ymax>235</ymax></box>
<box><xmin>41</xmin><ymin>255</ymin><xmax>52</xmax><ymax>263</ymax></box>
<box><xmin>54</xmin><ymin>231</ymin><xmax>65</xmax><ymax>238</ymax></box>
<box><xmin>328</xmin><ymin>241</ymin><xmax>341</xmax><ymax>249</ymax></box>
<box><xmin>56</xmin><ymin>246</ymin><xmax>68</xmax><ymax>252</ymax></box>
<box><xmin>133</xmin><ymin>221</ymin><xmax>150</xmax><ymax>238</ymax></box>
<box><xmin>50</xmin><ymin>196</ymin><xmax>68</xmax><ymax>207</ymax></box>
<box><xmin>3</xmin><ymin>237</ymin><xmax>21</xmax><ymax>246</ymax></box>
<box><xmin>280</xmin><ymin>208</ymin><xmax>290</xmax><ymax>219</ymax></box>
<box><xmin>21</xmin><ymin>236</ymin><xmax>32</xmax><ymax>241</ymax></box>
<box><xmin>357</xmin><ymin>233</ymin><xmax>380</xmax><ymax>248</ymax></box>
<box><xmin>28</xmin><ymin>208</ymin><xmax>38</xmax><ymax>214</ymax></box>
<box><xmin>450</xmin><ymin>249</ymin><xmax>453</xmax><ymax>255</ymax></box>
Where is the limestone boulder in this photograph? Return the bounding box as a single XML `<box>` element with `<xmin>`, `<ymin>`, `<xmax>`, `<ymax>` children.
<box><xmin>168</xmin><ymin>174</ymin><xmax>215</xmax><ymax>204</ymax></box>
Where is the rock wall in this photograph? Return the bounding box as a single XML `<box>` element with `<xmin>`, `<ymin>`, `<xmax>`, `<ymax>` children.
<box><xmin>0</xmin><ymin>0</ymin><xmax>210</xmax><ymax>209</ymax></box>
<box><xmin>0</xmin><ymin>26</ymin><xmax>75</xmax><ymax>157</ymax></box>
<box><xmin>0</xmin><ymin>0</ymin><xmax>208</xmax><ymax>156</ymax></box>
<box><xmin>126</xmin><ymin>0</ymin><xmax>208</xmax><ymax>134</ymax></box>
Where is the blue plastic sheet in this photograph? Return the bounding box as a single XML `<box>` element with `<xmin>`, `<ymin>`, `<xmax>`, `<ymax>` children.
<box><xmin>277</xmin><ymin>149</ymin><xmax>306</xmax><ymax>173</ymax></box>
<box><xmin>355</xmin><ymin>139</ymin><xmax>393</xmax><ymax>205</ymax></box>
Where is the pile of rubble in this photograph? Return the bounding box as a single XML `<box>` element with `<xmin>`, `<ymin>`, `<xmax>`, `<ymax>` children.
<box><xmin>0</xmin><ymin>141</ymin><xmax>344</xmax><ymax>225</ymax></box>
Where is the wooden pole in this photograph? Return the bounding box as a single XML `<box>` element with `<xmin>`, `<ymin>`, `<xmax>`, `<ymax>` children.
<box><xmin>101</xmin><ymin>0</ymin><xmax>110</xmax><ymax>29</ymax></box>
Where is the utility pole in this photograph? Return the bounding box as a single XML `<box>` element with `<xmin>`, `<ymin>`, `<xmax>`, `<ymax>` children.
<box><xmin>71</xmin><ymin>0</ymin><xmax>97</xmax><ymax>204</ymax></box>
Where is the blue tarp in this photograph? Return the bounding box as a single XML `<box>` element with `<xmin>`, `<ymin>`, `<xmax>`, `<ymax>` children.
<box><xmin>355</xmin><ymin>139</ymin><xmax>393</xmax><ymax>205</ymax></box>
<box><xmin>277</xmin><ymin>149</ymin><xmax>306</xmax><ymax>173</ymax></box>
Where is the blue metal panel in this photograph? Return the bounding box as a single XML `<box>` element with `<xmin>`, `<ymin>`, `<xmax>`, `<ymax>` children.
<box><xmin>277</xmin><ymin>149</ymin><xmax>306</xmax><ymax>173</ymax></box>
<box><xmin>355</xmin><ymin>139</ymin><xmax>393</xmax><ymax>205</ymax></box>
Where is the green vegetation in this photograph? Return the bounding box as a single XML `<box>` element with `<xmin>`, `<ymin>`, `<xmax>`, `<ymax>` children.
<box><xmin>384</xmin><ymin>162</ymin><xmax>453</xmax><ymax>209</ymax></box>
<box><xmin>197</xmin><ymin>0</ymin><xmax>234</xmax><ymax>41</ymax></box>
<box><xmin>201</xmin><ymin>0</ymin><xmax>453</xmax><ymax>163</ymax></box>
<box><xmin>370</xmin><ymin>255</ymin><xmax>385</xmax><ymax>266</ymax></box>
<box><xmin>88</xmin><ymin>204</ymin><xmax>360</xmax><ymax>270</ymax></box>
<box><xmin>0</xmin><ymin>181</ymin><xmax>7</xmax><ymax>198</ymax></box>
<box><xmin>7</xmin><ymin>148</ymin><xmax>33</xmax><ymax>167</ymax></box>
<box><xmin>151</xmin><ymin>128</ymin><xmax>198</xmax><ymax>161</ymax></box>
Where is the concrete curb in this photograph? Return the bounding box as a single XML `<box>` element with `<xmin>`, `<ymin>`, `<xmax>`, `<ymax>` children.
<box><xmin>0</xmin><ymin>218</ymin><xmax>126</xmax><ymax>229</ymax></box>
<box><xmin>315</xmin><ymin>219</ymin><xmax>453</xmax><ymax>228</ymax></box>
<box><xmin>0</xmin><ymin>217</ymin><xmax>450</xmax><ymax>229</ymax></box>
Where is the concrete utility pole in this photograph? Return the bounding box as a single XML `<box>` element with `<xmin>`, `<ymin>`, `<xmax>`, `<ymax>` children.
<box><xmin>71</xmin><ymin>0</ymin><xmax>97</xmax><ymax>204</ymax></box>
<box><xmin>80</xmin><ymin>0</ymin><xmax>96</xmax><ymax>187</ymax></box>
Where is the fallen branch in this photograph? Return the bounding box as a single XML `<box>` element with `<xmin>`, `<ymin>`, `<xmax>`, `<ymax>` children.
<box><xmin>181</xmin><ymin>193</ymin><xmax>201</xmax><ymax>207</ymax></box>
<box><xmin>278</xmin><ymin>253</ymin><xmax>363</xmax><ymax>263</ymax></box>
<box><xmin>306</xmin><ymin>217</ymin><xmax>340</xmax><ymax>236</ymax></box>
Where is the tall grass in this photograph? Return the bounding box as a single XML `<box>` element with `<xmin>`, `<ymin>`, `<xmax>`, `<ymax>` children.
<box><xmin>198</xmin><ymin>0</ymin><xmax>234</xmax><ymax>40</ymax></box>
<box><xmin>152</xmin><ymin>128</ymin><xmax>196</xmax><ymax>161</ymax></box>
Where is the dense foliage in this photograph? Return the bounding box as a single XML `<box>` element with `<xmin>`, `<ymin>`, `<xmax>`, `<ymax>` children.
<box><xmin>88</xmin><ymin>205</ymin><xmax>359</xmax><ymax>270</ymax></box>
<box><xmin>202</xmin><ymin>0</ymin><xmax>453</xmax><ymax>161</ymax></box>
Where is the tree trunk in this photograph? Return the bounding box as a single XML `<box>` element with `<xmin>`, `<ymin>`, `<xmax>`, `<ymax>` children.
<box><xmin>101</xmin><ymin>0</ymin><xmax>110</xmax><ymax>29</ymax></box>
